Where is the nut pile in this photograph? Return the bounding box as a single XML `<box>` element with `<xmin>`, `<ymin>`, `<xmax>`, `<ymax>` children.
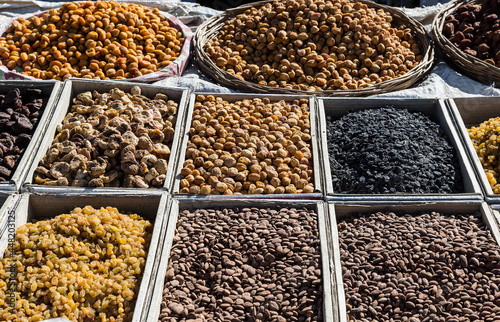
<box><xmin>326</xmin><ymin>107</ymin><xmax>463</xmax><ymax>194</ymax></box>
<box><xmin>160</xmin><ymin>207</ymin><xmax>323</xmax><ymax>321</ymax></box>
<box><xmin>205</xmin><ymin>0</ymin><xmax>422</xmax><ymax>91</ymax></box>
<box><xmin>339</xmin><ymin>211</ymin><xmax>500</xmax><ymax>321</ymax></box>
<box><xmin>0</xmin><ymin>0</ymin><xmax>184</xmax><ymax>80</ymax></box>
<box><xmin>0</xmin><ymin>206</ymin><xmax>153</xmax><ymax>322</ymax></box>
<box><xmin>0</xmin><ymin>88</ymin><xmax>48</xmax><ymax>181</ymax></box>
<box><xmin>468</xmin><ymin>117</ymin><xmax>500</xmax><ymax>193</ymax></box>
<box><xmin>180</xmin><ymin>95</ymin><xmax>315</xmax><ymax>195</ymax></box>
<box><xmin>444</xmin><ymin>0</ymin><xmax>500</xmax><ymax>66</ymax></box>
<box><xmin>34</xmin><ymin>86</ymin><xmax>178</xmax><ymax>188</ymax></box>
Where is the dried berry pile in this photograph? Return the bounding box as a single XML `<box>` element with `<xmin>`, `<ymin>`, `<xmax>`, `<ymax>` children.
<box><xmin>0</xmin><ymin>88</ymin><xmax>48</xmax><ymax>181</ymax></box>
<box><xmin>0</xmin><ymin>206</ymin><xmax>153</xmax><ymax>321</ymax></box>
<box><xmin>34</xmin><ymin>86</ymin><xmax>178</xmax><ymax>188</ymax></box>
<box><xmin>338</xmin><ymin>211</ymin><xmax>500</xmax><ymax>321</ymax></box>
<box><xmin>206</xmin><ymin>0</ymin><xmax>422</xmax><ymax>91</ymax></box>
<box><xmin>326</xmin><ymin>107</ymin><xmax>462</xmax><ymax>194</ymax></box>
<box><xmin>160</xmin><ymin>207</ymin><xmax>323</xmax><ymax>321</ymax></box>
<box><xmin>468</xmin><ymin>117</ymin><xmax>500</xmax><ymax>193</ymax></box>
<box><xmin>444</xmin><ymin>0</ymin><xmax>500</xmax><ymax>66</ymax></box>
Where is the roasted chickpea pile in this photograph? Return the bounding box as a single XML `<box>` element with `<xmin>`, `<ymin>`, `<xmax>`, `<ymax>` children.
<box><xmin>180</xmin><ymin>95</ymin><xmax>314</xmax><ymax>195</ymax></box>
<box><xmin>34</xmin><ymin>86</ymin><xmax>178</xmax><ymax>188</ymax></box>
<box><xmin>0</xmin><ymin>206</ymin><xmax>152</xmax><ymax>322</ymax></box>
<box><xmin>0</xmin><ymin>0</ymin><xmax>184</xmax><ymax>80</ymax></box>
<box><xmin>205</xmin><ymin>0</ymin><xmax>422</xmax><ymax>91</ymax></box>
<box><xmin>468</xmin><ymin>117</ymin><xmax>500</xmax><ymax>193</ymax></box>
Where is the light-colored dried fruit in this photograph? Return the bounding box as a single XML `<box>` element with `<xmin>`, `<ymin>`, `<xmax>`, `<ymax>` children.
<box><xmin>205</xmin><ymin>0</ymin><xmax>421</xmax><ymax>91</ymax></box>
<box><xmin>180</xmin><ymin>95</ymin><xmax>315</xmax><ymax>195</ymax></box>
<box><xmin>0</xmin><ymin>1</ymin><xmax>185</xmax><ymax>80</ymax></box>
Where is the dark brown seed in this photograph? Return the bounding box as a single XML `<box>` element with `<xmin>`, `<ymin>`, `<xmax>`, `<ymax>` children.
<box><xmin>160</xmin><ymin>207</ymin><xmax>322</xmax><ymax>321</ymax></box>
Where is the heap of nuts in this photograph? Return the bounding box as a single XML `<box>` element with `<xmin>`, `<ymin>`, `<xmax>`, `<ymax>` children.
<box><xmin>179</xmin><ymin>95</ymin><xmax>315</xmax><ymax>195</ymax></box>
<box><xmin>0</xmin><ymin>0</ymin><xmax>184</xmax><ymax>80</ymax></box>
<box><xmin>468</xmin><ymin>117</ymin><xmax>500</xmax><ymax>193</ymax></box>
<box><xmin>0</xmin><ymin>88</ymin><xmax>48</xmax><ymax>181</ymax></box>
<box><xmin>160</xmin><ymin>207</ymin><xmax>323</xmax><ymax>321</ymax></box>
<box><xmin>0</xmin><ymin>206</ymin><xmax>152</xmax><ymax>322</ymax></box>
<box><xmin>33</xmin><ymin>86</ymin><xmax>178</xmax><ymax>188</ymax></box>
<box><xmin>339</xmin><ymin>211</ymin><xmax>500</xmax><ymax>320</ymax></box>
<box><xmin>444</xmin><ymin>0</ymin><xmax>500</xmax><ymax>65</ymax></box>
<box><xmin>205</xmin><ymin>0</ymin><xmax>422</xmax><ymax>91</ymax></box>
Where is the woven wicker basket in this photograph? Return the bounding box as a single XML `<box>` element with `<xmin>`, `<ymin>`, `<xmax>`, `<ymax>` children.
<box><xmin>194</xmin><ymin>0</ymin><xmax>434</xmax><ymax>97</ymax></box>
<box><xmin>432</xmin><ymin>0</ymin><xmax>500</xmax><ymax>86</ymax></box>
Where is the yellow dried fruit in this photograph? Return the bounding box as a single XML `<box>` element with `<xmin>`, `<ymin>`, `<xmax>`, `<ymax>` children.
<box><xmin>0</xmin><ymin>206</ymin><xmax>153</xmax><ymax>321</ymax></box>
<box><xmin>468</xmin><ymin>117</ymin><xmax>500</xmax><ymax>193</ymax></box>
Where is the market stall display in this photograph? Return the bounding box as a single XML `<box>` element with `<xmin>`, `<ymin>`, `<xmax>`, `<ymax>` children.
<box><xmin>330</xmin><ymin>202</ymin><xmax>500</xmax><ymax>321</ymax></box>
<box><xmin>0</xmin><ymin>0</ymin><xmax>193</xmax><ymax>82</ymax></box>
<box><xmin>23</xmin><ymin>79</ymin><xmax>189</xmax><ymax>192</ymax></box>
<box><xmin>146</xmin><ymin>199</ymin><xmax>335</xmax><ymax>321</ymax></box>
<box><xmin>195</xmin><ymin>0</ymin><xmax>434</xmax><ymax>96</ymax></box>
<box><xmin>0</xmin><ymin>0</ymin><xmax>499</xmax><ymax>321</ymax></box>
<box><xmin>433</xmin><ymin>0</ymin><xmax>500</xmax><ymax>86</ymax></box>
<box><xmin>173</xmin><ymin>93</ymin><xmax>322</xmax><ymax>197</ymax></box>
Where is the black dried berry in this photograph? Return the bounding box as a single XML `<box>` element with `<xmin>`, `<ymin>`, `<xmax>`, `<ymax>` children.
<box><xmin>326</xmin><ymin>107</ymin><xmax>463</xmax><ymax>194</ymax></box>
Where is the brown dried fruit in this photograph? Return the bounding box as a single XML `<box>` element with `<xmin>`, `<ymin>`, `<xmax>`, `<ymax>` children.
<box><xmin>180</xmin><ymin>95</ymin><xmax>315</xmax><ymax>195</ymax></box>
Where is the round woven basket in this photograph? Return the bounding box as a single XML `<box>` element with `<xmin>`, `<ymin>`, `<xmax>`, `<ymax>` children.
<box><xmin>0</xmin><ymin>9</ymin><xmax>193</xmax><ymax>82</ymax></box>
<box><xmin>432</xmin><ymin>0</ymin><xmax>500</xmax><ymax>86</ymax></box>
<box><xmin>194</xmin><ymin>0</ymin><xmax>434</xmax><ymax>97</ymax></box>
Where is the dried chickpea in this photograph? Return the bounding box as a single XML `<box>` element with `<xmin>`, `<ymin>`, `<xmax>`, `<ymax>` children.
<box><xmin>0</xmin><ymin>206</ymin><xmax>152</xmax><ymax>322</ymax></box>
<box><xmin>205</xmin><ymin>0</ymin><xmax>421</xmax><ymax>91</ymax></box>
<box><xmin>0</xmin><ymin>1</ymin><xmax>184</xmax><ymax>80</ymax></box>
<box><xmin>180</xmin><ymin>96</ymin><xmax>315</xmax><ymax>195</ymax></box>
<box><xmin>34</xmin><ymin>87</ymin><xmax>179</xmax><ymax>188</ymax></box>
